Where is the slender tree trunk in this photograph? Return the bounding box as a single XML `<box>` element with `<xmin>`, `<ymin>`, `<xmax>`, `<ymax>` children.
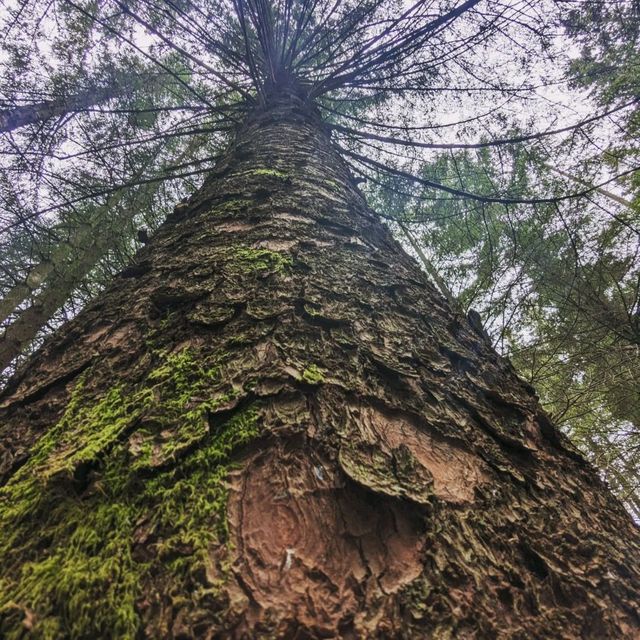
<box><xmin>0</xmin><ymin>224</ymin><xmax>114</xmax><ymax>371</ymax></box>
<box><xmin>545</xmin><ymin>164</ymin><xmax>633</xmax><ymax>208</ymax></box>
<box><xmin>0</xmin><ymin>201</ymin><xmax>126</xmax><ymax>372</ymax></box>
<box><xmin>1</xmin><ymin>89</ymin><xmax>639</xmax><ymax>639</ymax></box>
<box><xmin>398</xmin><ymin>221</ymin><xmax>460</xmax><ymax>311</ymax></box>
<box><xmin>0</xmin><ymin>195</ymin><xmax>134</xmax><ymax>332</ymax></box>
<box><xmin>0</xmin><ymin>85</ymin><xmax>121</xmax><ymax>133</ymax></box>
<box><xmin>0</xmin><ymin>138</ymin><xmax>192</xmax><ymax>373</ymax></box>
<box><xmin>0</xmin><ymin>71</ymin><xmax>164</xmax><ymax>134</ymax></box>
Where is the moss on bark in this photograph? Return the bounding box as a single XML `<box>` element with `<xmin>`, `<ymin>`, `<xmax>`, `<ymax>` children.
<box><xmin>0</xmin><ymin>349</ymin><xmax>259</xmax><ymax>638</ymax></box>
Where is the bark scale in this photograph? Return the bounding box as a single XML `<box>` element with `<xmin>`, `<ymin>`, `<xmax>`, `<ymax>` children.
<box><xmin>0</xmin><ymin>90</ymin><xmax>639</xmax><ymax>639</ymax></box>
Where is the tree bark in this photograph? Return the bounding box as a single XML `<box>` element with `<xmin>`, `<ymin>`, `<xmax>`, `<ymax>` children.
<box><xmin>1</xmin><ymin>89</ymin><xmax>639</xmax><ymax>639</ymax></box>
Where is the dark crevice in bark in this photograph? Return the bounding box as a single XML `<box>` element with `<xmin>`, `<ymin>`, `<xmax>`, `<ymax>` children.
<box><xmin>0</xmin><ymin>356</ymin><xmax>94</xmax><ymax>411</ymax></box>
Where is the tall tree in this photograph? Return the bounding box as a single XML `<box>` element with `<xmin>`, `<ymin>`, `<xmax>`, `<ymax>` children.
<box><xmin>1</xmin><ymin>1</ymin><xmax>639</xmax><ymax>637</ymax></box>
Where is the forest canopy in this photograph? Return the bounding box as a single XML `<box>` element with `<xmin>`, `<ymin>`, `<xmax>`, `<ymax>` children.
<box><xmin>0</xmin><ymin>0</ymin><xmax>638</xmax><ymax>514</ymax></box>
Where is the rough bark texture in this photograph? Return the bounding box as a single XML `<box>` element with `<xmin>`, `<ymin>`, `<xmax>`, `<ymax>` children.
<box><xmin>1</xmin><ymin>90</ymin><xmax>639</xmax><ymax>639</ymax></box>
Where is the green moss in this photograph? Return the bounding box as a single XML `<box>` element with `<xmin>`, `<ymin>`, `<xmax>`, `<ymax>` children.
<box><xmin>230</xmin><ymin>246</ymin><xmax>292</xmax><ymax>273</ymax></box>
<box><xmin>207</xmin><ymin>198</ymin><xmax>252</xmax><ymax>215</ymax></box>
<box><xmin>131</xmin><ymin>348</ymin><xmax>233</xmax><ymax>471</ymax></box>
<box><xmin>0</xmin><ymin>349</ymin><xmax>261</xmax><ymax>639</ymax></box>
<box><xmin>134</xmin><ymin>404</ymin><xmax>259</xmax><ymax>599</ymax></box>
<box><xmin>227</xmin><ymin>333</ymin><xmax>252</xmax><ymax>347</ymax></box>
<box><xmin>45</xmin><ymin>383</ymin><xmax>149</xmax><ymax>481</ymax></box>
<box><xmin>302</xmin><ymin>363</ymin><xmax>325</xmax><ymax>384</ymax></box>
<box><xmin>249</xmin><ymin>168</ymin><xmax>289</xmax><ymax>179</ymax></box>
<box><xmin>1</xmin><ymin>492</ymin><xmax>142</xmax><ymax>639</ymax></box>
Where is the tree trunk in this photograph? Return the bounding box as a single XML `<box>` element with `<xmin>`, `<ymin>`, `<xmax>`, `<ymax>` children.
<box><xmin>0</xmin><ymin>85</ymin><xmax>121</xmax><ymax>133</ymax></box>
<box><xmin>1</xmin><ymin>89</ymin><xmax>639</xmax><ymax>639</ymax></box>
<box><xmin>0</xmin><ymin>198</ymin><xmax>128</xmax><ymax>373</ymax></box>
<box><xmin>0</xmin><ymin>71</ymin><xmax>159</xmax><ymax>134</ymax></box>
